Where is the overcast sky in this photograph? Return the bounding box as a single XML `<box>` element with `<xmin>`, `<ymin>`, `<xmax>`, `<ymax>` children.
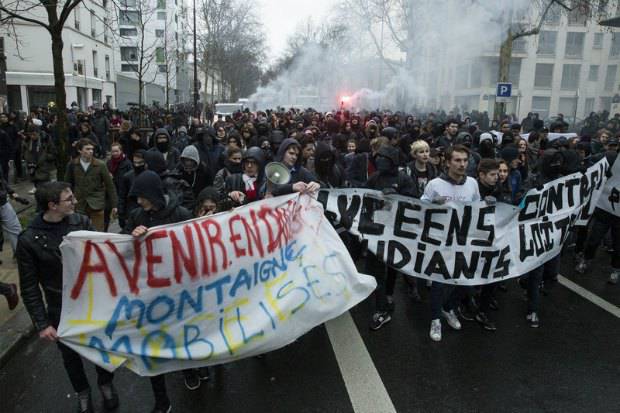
<box><xmin>257</xmin><ymin>0</ymin><xmax>334</xmax><ymax>64</ymax></box>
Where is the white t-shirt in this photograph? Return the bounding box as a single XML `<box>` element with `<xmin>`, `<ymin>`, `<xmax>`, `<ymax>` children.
<box><xmin>421</xmin><ymin>176</ymin><xmax>480</xmax><ymax>203</ymax></box>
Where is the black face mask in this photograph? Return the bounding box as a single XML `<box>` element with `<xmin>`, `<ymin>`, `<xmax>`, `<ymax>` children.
<box><xmin>134</xmin><ymin>164</ymin><xmax>145</xmax><ymax>174</ymax></box>
<box><xmin>156</xmin><ymin>141</ymin><xmax>169</xmax><ymax>152</ymax></box>
<box><xmin>375</xmin><ymin>157</ymin><xmax>392</xmax><ymax>173</ymax></box>
<box><xmin>229</xmin><ymin>163</ymin><xmax>242</xmax><ymax>174</ymax></box>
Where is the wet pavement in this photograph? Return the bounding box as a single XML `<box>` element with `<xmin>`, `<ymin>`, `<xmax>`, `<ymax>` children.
<box><xmin>0</xmin><ymin>250</ymin><xmax>618</xmax><ymax>413</ymax></box>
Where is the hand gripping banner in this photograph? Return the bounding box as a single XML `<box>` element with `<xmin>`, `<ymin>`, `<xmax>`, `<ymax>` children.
<box><xmin>58</xmin><ymin>194</ymin><xmax>376</xmax><ymax>376</ymax></box>
<box><xmin>318</xmin><ymin>158</ymin><xmax>609</xmax><ymax>286</ymax></box>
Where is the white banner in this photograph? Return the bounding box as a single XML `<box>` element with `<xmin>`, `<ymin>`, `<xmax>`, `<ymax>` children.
<box><xmin>318</xmin><ymin>159</ymin><xmax>608</xmax><ymax>286</ymax></box>
<box><xmin>597</xmin><ymin>157</ymin><xmax>620</xmax><ymax>217</ymax></box>
<box><xmin>58</xmin><ymin>194</ymin><xmax>376</xmax><ymax>376</ymax></box>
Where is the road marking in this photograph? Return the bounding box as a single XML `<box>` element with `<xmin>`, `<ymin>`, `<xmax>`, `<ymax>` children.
<box><xmin>558</xmin><ymin>275</ymin><xmax>620</xmax><ymax>318</ymax></box>
<box><xmin>325</xmin><ymin>311</ymin><xmax>396</xmax><ymax>413</ymax></box>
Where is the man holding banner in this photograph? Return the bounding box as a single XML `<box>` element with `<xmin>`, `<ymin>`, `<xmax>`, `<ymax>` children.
<box><xmin>16</xmin><ymin>182</ymin><xmax>118</xmax><ymax>413</ymax></box>
<box><xmin>422</xmin><ymin>145</ymin><xmax>481</xmax><ymax>342</ymax></box>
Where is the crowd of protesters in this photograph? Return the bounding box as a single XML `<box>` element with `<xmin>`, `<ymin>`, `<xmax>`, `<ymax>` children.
<box><xmin>1</xmin><ymin>102</ymin><xmax>619</xmax><ymax>413</ymax></box>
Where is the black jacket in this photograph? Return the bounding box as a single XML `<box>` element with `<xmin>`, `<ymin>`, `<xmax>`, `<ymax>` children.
<box><xmin>405</xmin><ymin>161</ymin><xmax>438</xmax><ymax>198</ymax></box>
<box><xmin>0</xmin><ymin>167</ymin><xmax>14</xmax><ymax>206</ymax></box>
<box><xmin>271</xmin><ymin>138</ymin><xmax>316</xmax><ymax>196</ymax></box>
<box><xmin>123</xmin><ymin>194</ymin><xmax>193</xmax><ymax>233</ymax></box>
<box><xmin>16</xmin><ymin>213</ymin><xmax>93</xmax><ymax>331</ymax></box>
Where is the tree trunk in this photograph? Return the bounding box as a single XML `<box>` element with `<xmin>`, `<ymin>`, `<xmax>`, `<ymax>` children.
<box><xmin>494</xmin><ymin>32</ymin><xmax>513</xmax><ymax>121</ymax></box>
<box><xmin>51</xmin><ymin>30</ymin><xmax>69</xmax><ymax>176</ymax></box>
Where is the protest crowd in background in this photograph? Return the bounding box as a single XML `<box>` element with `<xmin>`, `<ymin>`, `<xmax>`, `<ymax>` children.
<box><xmin>0</xmin><ymin>101</ymin><xmax>619</xmax><ymax>413</ymax></box>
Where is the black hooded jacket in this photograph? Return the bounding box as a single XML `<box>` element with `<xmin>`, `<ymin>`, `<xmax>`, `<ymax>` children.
<box><xmin>366</xmin><ymin>145</ymin><xmax>415</xmax><ymax>196</ymax></box>
<box><xmin>123</xmin><ymin>170</ymin><xmax>192</xmax><ymax>233</ymax></box>
<box><xmin>314</xmin><ymin>142</ymin><xmax>345</xmax><ymax>188</ymax></box>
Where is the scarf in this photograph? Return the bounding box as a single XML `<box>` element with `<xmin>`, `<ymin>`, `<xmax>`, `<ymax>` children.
<box><xmin>108</xmin><ymin>153</ymin><xmax>126</xmax><ymax>175</ymax></box>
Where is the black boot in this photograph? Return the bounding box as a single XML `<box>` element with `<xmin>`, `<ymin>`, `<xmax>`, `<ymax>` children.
<box><xmin>99</xmin><ymin>382</ymin><xmax>119</xmax><ymax>410</ymax></box>
<box><xmin>76</xmin><ymin>389</ymin><xmax>94</xmax><ymax>413</ymax></box>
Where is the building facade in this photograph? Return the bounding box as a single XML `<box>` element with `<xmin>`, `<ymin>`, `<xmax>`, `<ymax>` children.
<box><xmin>113</xmin><ymin>0</ymin><xmax>191</xmax><ymax>110</ymax></box>
<box><xmin>425</xmin><ymin>1</ymin><xmax>620</xmax><ymax>122</ymax></box>
<box><xmin>3</xmin><ymin>0</ymin><xmax>117</xmax><ymax>113</ymax></box>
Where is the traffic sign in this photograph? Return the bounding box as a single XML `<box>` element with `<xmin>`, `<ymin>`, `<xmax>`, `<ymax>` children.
<box><xmin>496</xmin><ymin>82</ymin><xmax>512</xmax><ymax>103</ymax></box>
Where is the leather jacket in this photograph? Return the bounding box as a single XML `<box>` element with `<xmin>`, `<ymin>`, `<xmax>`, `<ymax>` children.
<box><xmin>16</xmin><ymin>213</ymin><xmax>93</xmax><ymax>331</ymax></box>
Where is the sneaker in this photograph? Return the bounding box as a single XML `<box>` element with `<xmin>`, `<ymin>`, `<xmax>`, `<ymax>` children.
<box><xmin>2</xmin><ymin>283</ymin><xmax>19</xmax><ymax>310</ymax></box>
<box><xmin>475</xmin><ymin>312</ymin><xmax>497</xmax><ymax>331</ymax></box>
<box><xmin>575</xmin><ymin>257</ymin><xmax>588</xmax><ymax>274</ymax></box>
<box><xmin>526</xmin><ymin>312</ymin><xmax>540</xmax><ymax>328</ymax></box>
<box><xmin>441</xmin><ymin>309</ymin><xmax>462</xmax><ymax>330</ymax></box>
<box><xmin>609</xmin><ymin>269</ymin><xmax>619</xmax><ymax>285</ymax></box>
<box><xmin>183</xmin><ymin>369</ymin><xmax>201</xmax><ymax>390</ymax></box>
<box><xmin>76</xmin><ymin>390</ymin><xmax>94</xmax><ymax>413</ymax></box>
<box><xmin>429</xmin><ymin>319</ymin><xmax>442</xmax><ymax>341</ymax></box>
<box><xmin>458</xmin><ymin>305</ymin><xmax>476</xmax><ymax>321</ymax></box>
<box><xmin>28</xmin><ymin>187</ymin><xmax>36</xmax><ymax>195</ymax></box>
<box><xmin>370</xmin><ymin>311</ymin><xmax>391</xmax><ymax>331</ymax></box>
<box><xmin>151</xmin><ymin>403</ymin><xmax>172</xmax><ymax>413</ymax></box>
<box><xmin>99</xmin><ymin>382</ymin><xmax>119</xmax><ymax>410</ymax></box>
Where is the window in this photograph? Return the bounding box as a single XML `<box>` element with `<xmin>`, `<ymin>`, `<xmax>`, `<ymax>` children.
<box><xmin>509</xmin><ymin>59</ymin><xmax>521</xmax><ymax>87</ymax></box>
<box><xmin>156</xmin><ymin>29</ymin><xmax>164</xmax><ymax>38</ymax></box>
<box><xmin>103</xmin><ymin>18</ymin><xmax>109</xmax><ymax>43</ymax></box>
<box><xmin>593</xmin><ymin>33</ymin><xmax>604</xmax><ymax>49</ymax></box>
<box><xmin>120</xmin><ymin>46</ymin><xmax>138</xmax><ymax>61</ymax></box>
<box><xmin>92</xmin><ymin>50</ymin><xmax>98</xmax><ymax>78</ymax></box>
<box><xmin>74</xmin><ymin>60</ymin><xmax>84</xmax><ymax>75</ymax></box>
<box><xmin>157</xmin><ymin>0</ymin><xmax>166</xmax><ymax>9</ymax></box>
<box><xmin>611</xmin><ymin>34</ymin><xmax>620</xmax><ymax>57</ymax></box>
<box><xmin>92</xmin><ymin>89</ymin><xmax>102</xmax><ymax>107</ymax></box>
<box><xmin>543</xmin><ymin>3</ymin><xmax>561</xmax><ymax>24</ymax></box>
<box><xmin>532</xmin><ymin>97</ymin><xmax>551</xmax><ymax>119</ymax></box>
<box><xmin>120</xmin><ymin>28</ymin><xmax>138</xmax><ymax>36</ymax></box>
<box><xmin>90</xmin><ymin>10</ymin><xmax>96</xmax><ymax>37</ymax></box>
<box><xmin>470</xmin><ymin>61</ymin><xmax>482</xmax><ymax>88</ymax></box>
<box><xmin>455</xmin><ymin>64</ymin><xmax>468</xmax><ymax>89</ymax></box>
<box><xmin>157</xmin><ymin>11</ymin><xmax>166</xmax><ymax>20</ymax></box>
<box><xmin>120</xmin><ymin>11</ymin><xmax>139</xmax><ymax>26</ymax></box>
<box><xmin>105</xmin><ymin>55</ymin><xmax>110</xmax><ymax>81</ymax></box>
<box><xmin>558</xmin><ymin>97</ymin><xmax>578</xmax><ymax>117</ymax></box>
<box><xmin>534</xmin><ymin>63</ymin><xmax>554</xmax><ymax>88</ymax></box>
<box><xmin>156</xmin><ymin>47</ymin><xmax>165</xmax><ymax>63</ymax></box>
<box><xmin>121</xmin><ymin>64</ymin><xmax>138</xmax><ymax>72</ymax></box>
<box><xmin>605</xmin><ymin>65</ymin><xmax>618</xmax><ymax>90</ymax></box>
<box><xmin>565</xmin><ymin>32</ymin><xmax>585</xmax><ymax>58</ymax></box>
<box><xmin>74</xmin><ymin>7</ymin><xmax>80</xmax><ymax>30</ymax></box>
<box><xmin>588</xmin><ymin>65</ymin><xmax>599</xmax><ymax>81</ymax></box>
<box><xmin>513</xmin><ymin>37</ymin><xmax>527</xmax><ymax>53</ymax></box>
<box><xmin>537</xmin><ymin>31</ymin><xmax>557</xmax><ymax>55</ymax></box>
<box><xmin>561</xmin><ymin>64</ymin><xmax>581</xmax><ymax>90</ymax></box>
<box><xmin>158</xmin><ymin>64</ymin><xmax>167</xmax><ymax>73</ymax></box>
<box><xmin>585</xmin><ymin>97</ymin><xmax>595</xmax><ymax>114</ymax></box>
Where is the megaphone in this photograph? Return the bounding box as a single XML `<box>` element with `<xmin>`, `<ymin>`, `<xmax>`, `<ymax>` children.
<box><xmin>264</xmin><ymin>162</ymin><xmax>291</xmax><ymax>195</ymax></box>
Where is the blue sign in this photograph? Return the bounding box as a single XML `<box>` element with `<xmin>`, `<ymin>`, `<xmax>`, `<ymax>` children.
<box><xmin>496</xmin><ymin>83</ymin><xmax>512</xmax><ymax>97</ymax></box>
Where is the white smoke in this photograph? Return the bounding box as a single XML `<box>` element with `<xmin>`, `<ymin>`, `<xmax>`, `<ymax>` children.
<box><xmin>250</xmin><ymin>0</ymin><xmax>535</xmax><ymax>112</ymax></box>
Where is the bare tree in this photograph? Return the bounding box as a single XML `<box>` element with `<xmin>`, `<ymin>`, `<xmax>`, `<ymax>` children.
<box><xmin>0</xmin><ymin>0</ymin><xmax>84</xmax><ymax>174</ymax></box>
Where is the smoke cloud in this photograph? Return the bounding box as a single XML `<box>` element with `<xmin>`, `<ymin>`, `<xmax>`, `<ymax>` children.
<box><xmin>250</xmin><ymin>0</ymin><xmax>534</xmax><ymax>112</ymax></box>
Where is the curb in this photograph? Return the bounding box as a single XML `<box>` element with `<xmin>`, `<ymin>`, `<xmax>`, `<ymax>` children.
<box><xmin>0</xmin><ymin>308</ymin><xmax>35</xmax><ymax>369</ymax></box>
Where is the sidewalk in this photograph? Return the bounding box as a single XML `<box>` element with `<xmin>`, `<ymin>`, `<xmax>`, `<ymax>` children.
<box><xmin>0</xmin><ymin>177</ymin><xmax>37</xmax><ymax>368</ymax></box>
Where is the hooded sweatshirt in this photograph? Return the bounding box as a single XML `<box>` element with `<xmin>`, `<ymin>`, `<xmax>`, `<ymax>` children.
<box><xmin>124</xmin><ymin>170</ymin><xmax>192</xmax><ymax>233</ymax></box>
<box><xmin>271</xmin><ymin>138</ymin><xmax>316</xmax><ymax>196</ymax></box>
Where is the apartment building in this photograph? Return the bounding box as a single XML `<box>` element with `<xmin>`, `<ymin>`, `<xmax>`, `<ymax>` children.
<box><xmin>3</xmin><ymin>0</ymin><xmax>116</xmax><ymax>112</ymax></box>
<box><xmin>114</xmin><ymin>0</ymin><xmax>191</xmax><ymax>110</ymax></box>
<box><xmin>426</xmin><ymin>1</ymin><xmax>620</xmax><ymax>121</ymax></box>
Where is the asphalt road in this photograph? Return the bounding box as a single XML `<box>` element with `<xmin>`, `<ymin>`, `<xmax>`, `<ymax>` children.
<box><xmin>1</xmin><ymin>250</ymin><xmax>618</xmax><ymax>413</ymax></box>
